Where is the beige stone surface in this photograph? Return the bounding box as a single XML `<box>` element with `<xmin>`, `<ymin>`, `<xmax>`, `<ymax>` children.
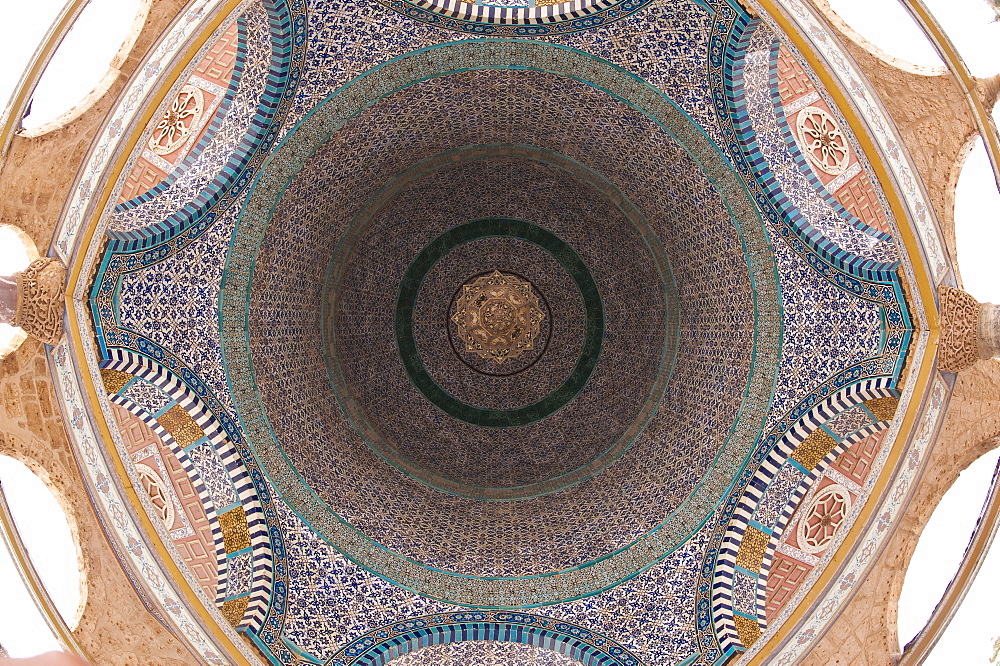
<box><xmin>812</xmin><ymin>0</ymin><xmax>1000</xmax><ymax>276</ymax></box>
<box><xmin>0</xmin><ymin>340</ymin><xmax>191</xmax><ymax>664</ymax></box>
<box><xmin>0</xmin><ymin>0</ymin><xmax>198</xmax><ymax>662</ymax></box>
<box><xmin>801</xmin><ymin>360</ymin><xmax>1000</xmax><ymax>665</ymax></box>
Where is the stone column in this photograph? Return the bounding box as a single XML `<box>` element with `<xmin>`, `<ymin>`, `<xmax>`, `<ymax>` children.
<box><xmin>978</xmin><ymin>301</ymin><xmax>1000</xmax><ymax>361</ymax></box>
<box><xmin>939</xmin><ymin>286</ymin><xmax>1000</xmax><ymax>372</ymax></box>
<box><xmin>0</xmin><ymin>274</ymin><xmax>16</xmax><ymax>324</ymax></box>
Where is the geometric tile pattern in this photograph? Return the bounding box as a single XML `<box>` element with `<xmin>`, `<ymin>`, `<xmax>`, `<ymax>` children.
<box><xmin>116</xmin><ymin>21</ymin><xmax>244</xmax><ymax>208</ymax></box>
<box><xmin>771</xmin><ymin>42</ymin><xmax>895</xmax><ymax>246</ymax></box>
<box><xmin>101</xmin><ymin>349</ymin><xmax>272</xmax><ymax>631</ymax></box>
<box><xmin>387</xmin><ymin>642</ymin><xmax>583</xmax><ymax>666</ymax></box>
<box><xmin>706</xmin><ymin>378</ymin><xmax>897</xmax><ymax>659</ymax></box>
<box><xmin>763</xmin><ymin>553</ymin><xmax>812</xmax><ymax>621</ymax></box>
<box><xmin>222</xmin><ymin>39</ymin><xmax>780</xmax><ymax>608</ymax></box>
<box><xmin>273</xmin><ymin>493</ymin><xmax>708</xmax><ymax>664</ymax></box>
<box><xmin>70</xmin><ymin>0</ymin><xmax>922</xmax><ymax>663</ymax></box>
<box><xmin>775</xmin><ymin>44</ymin><xmax>892</xmax><ymax>237</ymax></box>
<box><xmin>331</xmin><ymin>614</ymin><xmax>640</xmax><ymax>666</ymax></box>
<box><xmin>830</xmin><ymin>429</ymin><xmax>888</xmax><ymax>487</ymax></box>
<box><xmin>107</xmin><ymin>401</ymin><xmax>225</xmax><ymax>605</ymax></box>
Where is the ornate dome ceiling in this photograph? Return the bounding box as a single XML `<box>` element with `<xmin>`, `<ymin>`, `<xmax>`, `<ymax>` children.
<box><xmin>45</xmin><ymin>0</ymin><xmax>947</xmax><ymax>663</ymax></box>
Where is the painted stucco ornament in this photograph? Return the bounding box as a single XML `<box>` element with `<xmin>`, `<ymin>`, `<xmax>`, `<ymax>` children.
<box><xmin>451</xmin><ymin>270</ymin><xmax>545</xmax><ymax>364</ymax></box>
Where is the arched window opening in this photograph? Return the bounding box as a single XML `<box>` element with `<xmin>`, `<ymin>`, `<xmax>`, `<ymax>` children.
<box><xmin>20</xmin><ymin>0</ymin><xmax>146</xmax><ymax>134</ymax></box>
<box><xmin>921</xmin><ymin>0</ymin><xmax>1000</xmax><ymax>77</ymax></box>
<box><xmin>897</xmin><ymin>447</ymin><xmax>1000</xmax><ymax>662</ymax></box>
<box><xmin>955</xmin><ymin>114</ymin><xmax>1000</xmax><ymax>303</ymax></box>
<box><xmin>0</xmin><ymin>455</ymin><xmax>83</xmax><ymax>656</ymax></box>
<box><xmin>0</xmin><ymin>0</ymin><xmax>66</xmax><ymax>119</ymax></box>
<box><xmin>823</xmin><ymin>0</ymin><xmax>944</xmax><ymax>72</ymax></box>
<box><xmin>0</xmin><ymin>226</ymin><xmax>39</xmax><ymax>359</ymax></box>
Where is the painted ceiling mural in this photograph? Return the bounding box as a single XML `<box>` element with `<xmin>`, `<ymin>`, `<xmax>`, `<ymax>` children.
<box><xmin>48</xmin><ymin>0</ymin><xmax>947</xmax><ymax>663</ymax></box>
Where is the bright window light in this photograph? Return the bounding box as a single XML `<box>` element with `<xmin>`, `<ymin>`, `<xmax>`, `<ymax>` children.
<box><xmin>898</xmin><ymin>447</ymin><xmax>1000</xmax><ymax>662</ymax></box>
<box><xmin>923</xmin><ymin>0</ymin><xmax>1000</xmax><ymax>77</ymax></box>
<box><xmin>0</xmin><ymin>456</ymin><xmax>82</xmax><ymax>656</ymax></box>
<box><xmin>0</xmin><ymin>0</ymin><xmax>65</xmax><ymax>117</ymax></box>
<box><xmin>21</xmin><ymin>0</ymin><xmax>142</xmax><ymax>131</ymax></box>
<box><xmin>826</xmin><ymin>0</ymin><xmax>943</xmax><ymax>70</ymax></box>
<box><xmin>955</xmin><ymin>133</ymin><xmax>1000</xmax><ymax>304</ymax></box>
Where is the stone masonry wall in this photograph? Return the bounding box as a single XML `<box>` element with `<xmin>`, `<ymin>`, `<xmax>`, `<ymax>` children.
<box><xmin>0</xmin><ymin>0</ymin><xmax>201</xmax><ymax>662</ymax></box>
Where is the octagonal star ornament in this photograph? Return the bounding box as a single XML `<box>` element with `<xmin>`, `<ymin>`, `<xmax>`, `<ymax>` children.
<box><xmin>451</xmin><ymin>271</ymin><xmax>545</xmax><ymax>364</ymax></box>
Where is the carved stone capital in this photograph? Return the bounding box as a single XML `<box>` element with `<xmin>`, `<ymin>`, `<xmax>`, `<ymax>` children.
<box><xmin>938</xmin><ymin>286</ymin><xmax>982</xmax><ymax>372</ymax></box>
<box><xmin>13</xmin><ymin>257</ymin><xmax>67</xmax><ymax>346</ymax></box>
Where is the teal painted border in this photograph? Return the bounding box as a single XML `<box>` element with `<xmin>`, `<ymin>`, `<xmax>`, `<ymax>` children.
<box><xmin>394</xmin><ymin>218</ymin><xmax>604</xmax><ymax>428</ymax></box>
<box><xmin>220</xmin><ymin>39</ymin><xmax>781</xmax><ymax>608</ymax></box>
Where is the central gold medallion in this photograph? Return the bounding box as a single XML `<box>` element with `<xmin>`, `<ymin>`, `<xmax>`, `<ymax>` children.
<box><xmin>451</xmin><ymin>271</ymin><xmax>545</xmax><ymax>364</ymax></box>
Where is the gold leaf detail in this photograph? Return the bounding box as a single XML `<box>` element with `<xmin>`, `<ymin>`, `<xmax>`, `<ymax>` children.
<box><xmin>735</xmin><ymin>525</ymin><xmax>769</xmax><ymax>573</ymax></box>
<box><xmin>733</xmin><ymin>614</ymin><xmax>763</xmax><ymax>648</ymax></box>
<box><xmin>219</xmin><ymin>506</ymin><xmax>251</xmax><ymax>554</ymax></box>
<box><xmin>791</xmin><ymin>428</ymin><xmax>837</xmax><ymax>471</ymax></box>
<box><xmin>157</xmin><ymin>405</ymin><xmax>204</xmax><ymax>448</ymax></box>
<box><xmin>101</xmin><ymin>369</ymin><xmax>133</xmax><ymax>395</ymax></box>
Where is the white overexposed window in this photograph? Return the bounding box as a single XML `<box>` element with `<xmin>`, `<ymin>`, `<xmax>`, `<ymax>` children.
<box><xmin>898</xmin><ymin>447</ymin><xmax>1000</xmax><ymax>663</ymax></box>
<box><xmin>0</xmin><ymin>0</ymin><xmax>67</xmax><ymax>117</ymax></box>
<box><xmin>955</xmin><ymin>121</ymin><xmax>1000</xmax><ymax>304</ymax></box>
<box><xmin>826</xmin><ymin>0</ymin><xmax>943</xmax><ymax>70</ymax></box>
<box><xmin>20</xmin><ymin>0</ymin><xmax>144</xmax><ymax>132</ymax></box>
<box><xmin>921</xmin><ymin>0</ymin><xmax>1000</xmax><ymax>77</ymax></box>
<box><xmin>0</xmin><ymin>455</ymin><xmax>82</xmax><ymax>656</ymax></box>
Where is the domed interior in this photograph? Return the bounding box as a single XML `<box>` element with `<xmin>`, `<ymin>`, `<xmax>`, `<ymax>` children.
<box><xmin>226</xmin><ymin>54</ymin><xmax>778</xmax><ymax>603</ymax></box>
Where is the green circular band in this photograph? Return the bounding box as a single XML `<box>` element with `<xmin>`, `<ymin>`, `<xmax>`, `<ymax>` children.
<box><xmin>394</xmin><ymin>218</ymin><xmax>604</xmax><ymax>428</ymax></box>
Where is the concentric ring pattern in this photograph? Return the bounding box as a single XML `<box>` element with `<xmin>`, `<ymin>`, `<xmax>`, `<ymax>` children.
<box><xmin>222</xmin><ymin>40</ymin><xmax>779</xmax><ymax>607</ymax></box>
